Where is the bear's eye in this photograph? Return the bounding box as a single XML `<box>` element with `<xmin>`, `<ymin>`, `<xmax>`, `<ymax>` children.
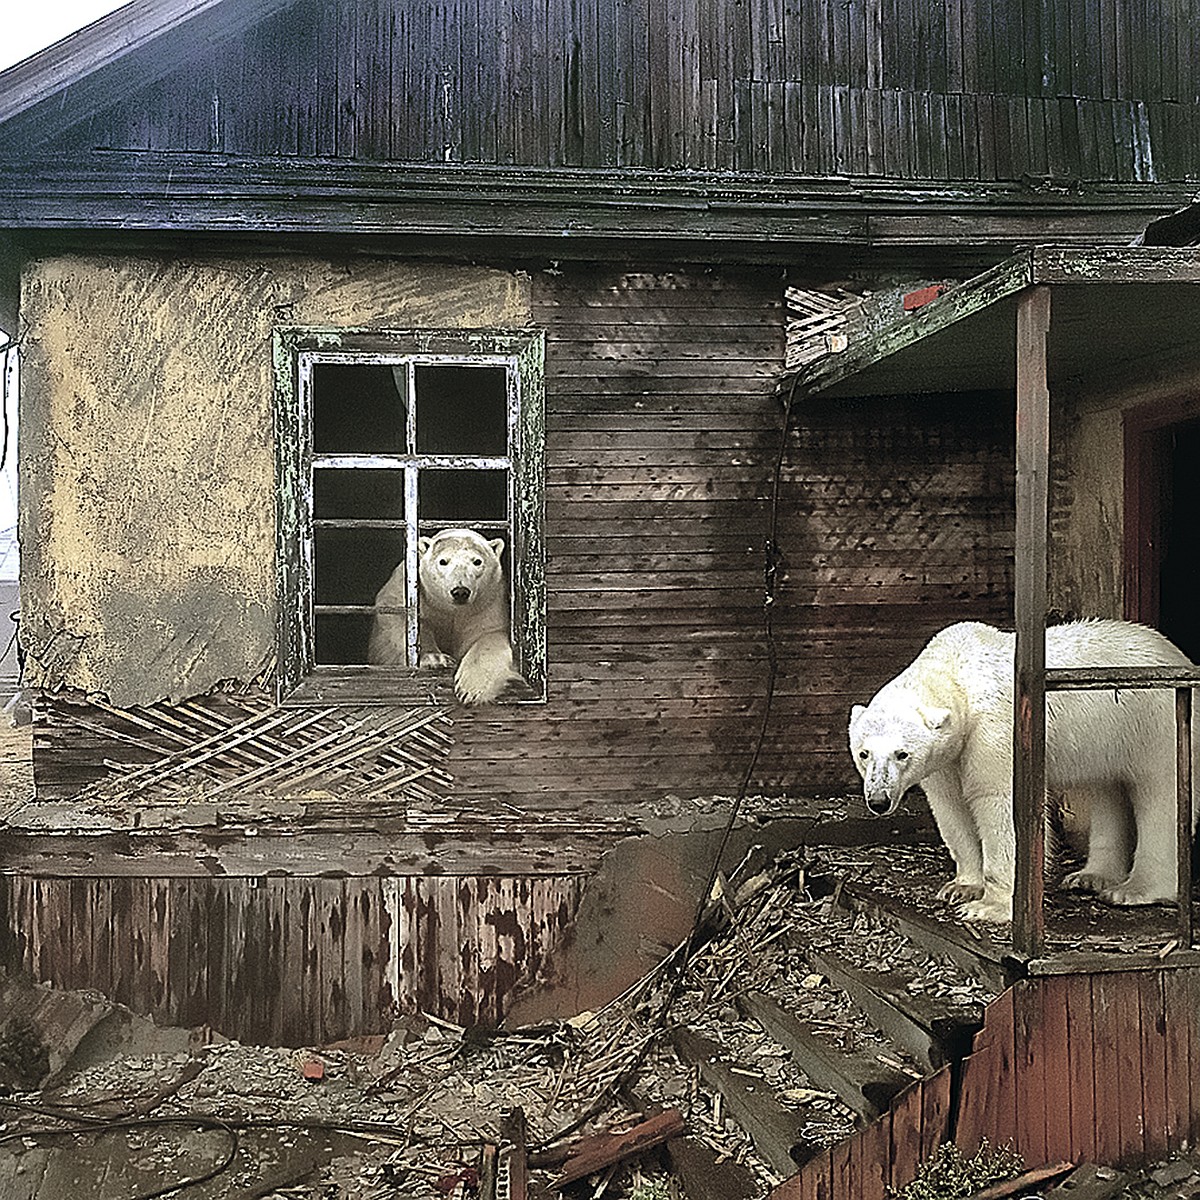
<box><xmin>858</xmin><ymin>750</ymin><xmax>868</xmax><ymax>760</ymax></box>
<box><xmin>895</xmin><ymin>750</ymin><xmax>909</xmax><ymax>761</ymax></box>
<box><xmin>438</xmin><ymin>558</ymin><xmax>449</xmax><ymax>566</ymax></box>
<box><xmin>473</xmin><ymin>557</ymin><xmax>482</xmax><ymax>566</ymax></box>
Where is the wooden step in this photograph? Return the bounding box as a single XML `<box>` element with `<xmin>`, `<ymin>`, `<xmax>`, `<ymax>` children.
<box><xmin>802</xmin><ymin>948</ymin><xmax>982</xmax><ymax>1072</ymax></box>
<box><xmin>737</xmin><ymin>989</ymin><xmax>912</xmax><ymax>1122</ymax></box>
<box><xmin>671</xmin><ymin>1025</ymin><xmax>812</xmax><ymax>1177</ymax></box>
<box><xmin>833</xmin><ymin>881</ymin><xmax>1010</xmax><ymax>993</ymax></box>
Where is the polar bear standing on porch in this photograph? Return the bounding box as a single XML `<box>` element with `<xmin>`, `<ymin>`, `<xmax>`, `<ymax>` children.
<box><xmin>369</xmin><ymin>527</ymin><xmax>526</xmax><ymax>705</ymax></box>
<box><xmin>848</xmin><ymin>619</ymin><xmax>1197</xmax><ymax>923</ymax></box>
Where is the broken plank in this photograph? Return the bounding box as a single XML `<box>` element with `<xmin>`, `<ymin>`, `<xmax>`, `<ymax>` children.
<box><xmin>553</xmin><ymin>1110</ymin><xmax>685</xmax><ymax>1188</ymax></box>
<box><xmin>803</xmin><ymin>949</ymin><xmax>981</xmax><ymax>1072</ymax></box>
<box><xmin>500</xmin><ymin>1107</ymin><xmax>529</xmax><ymax>1200</ymax></box>
<box><xmin>667</xmin><ymin>1135</ymin><xmax>758</xmax><ymax>1200</ymax></box>
<box><xmin>672</xmin><ymin>1026</ymin><xmax>808</xmax><ymax>1178</ymax></box>
<box><xmin>478</xmin><ymin>1144</ymin><xmax>498</xmax><ymax>1200</ymax></box>
<box><xmin>738</xmin><ymin>989</ymin><xmax>910</xmax><ymax>1121</ymax></box>
<box><xmin>835</xmin><ymin>882</ymin><xmax>1009</xmax><ymax>993</ymax></box>
<box><xmin>970</xmin><ymin>1161</ymin><xmax>1075</xmax><ymax>1199</ymax></box>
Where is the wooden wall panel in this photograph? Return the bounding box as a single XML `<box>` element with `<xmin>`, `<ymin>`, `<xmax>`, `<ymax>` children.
<box><xmin>441</xmin><ymin>265</ymin><xmax>1016</xmax><ymax>806</ymax></box>
<box><xmin>1</xmin><ymin>873</ymin><xmax>583</xmax><ymax>1042</ymax></box>
<box><xmin>49</xmin><ymin>0</ymin><xmax>1200</xmax><ymax>184</ymax></box>
<box><xmin>772</xmin><ymin>968</ymin><xmax>1200</xmax><ymax>1200</ymax></box>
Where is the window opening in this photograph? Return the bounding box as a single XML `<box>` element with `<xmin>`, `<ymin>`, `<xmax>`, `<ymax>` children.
<box><xmin>305</xmin><ymin>357</ymin><xmax>514</xmax><ymax>669</ymax></box>
<box><xmin>274</xmin><ymin>327</ymin><xmax>545</xmax><ymax>705</ymax></box>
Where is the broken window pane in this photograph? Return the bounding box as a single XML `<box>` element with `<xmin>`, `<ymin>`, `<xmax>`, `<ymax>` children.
<box><xmin>312</xmin><ymin>364</ymin><xmax>406</xmax><ymax>454</ymax></box>
<box><xmin>415</xmin><ymin>365</ymin><xmax>508</xmax><ymax>456</ymax></box>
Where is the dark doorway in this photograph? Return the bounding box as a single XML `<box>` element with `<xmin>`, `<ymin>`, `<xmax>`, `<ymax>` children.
<box><xmin>1125</xmin><ymin>400</ymin><xmax>1200</xmax><ymax>662</ymax></box>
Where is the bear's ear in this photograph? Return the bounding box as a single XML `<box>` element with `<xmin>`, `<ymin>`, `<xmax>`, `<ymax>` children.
<box><xmin>917</xmin><ymin>704</ymin><xmax>952</xmax><ymax>731</ymax></box>
<box><xmin>417</xmin><ymin>537</ymin><xmax>432</xmax><ymax>555</ymax></box>
<box><xmin>849</xmin><ymin>703</ymin><xmax>867</xmax><ymax>731</ymax></box>
<box><xmin>488</xmin><ymin>537</ymin><xmax>505</xmax><ymax>557</ymax></box>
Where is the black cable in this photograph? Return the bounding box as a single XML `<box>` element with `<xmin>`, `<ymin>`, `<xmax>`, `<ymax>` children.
<box><xmin>0</xmin><ymin>1108</ymin><xmax>240</xmax><ymax>1200</ymax></box>
<box><xmin>0</xmin><ymin>337</ymin><xmax>11</xmax><ymax>476</ymax></box>
<box><xmin>537</xmin><ymin>369</ymin><xmax>801</xmax><ymax>1149</ymax></box>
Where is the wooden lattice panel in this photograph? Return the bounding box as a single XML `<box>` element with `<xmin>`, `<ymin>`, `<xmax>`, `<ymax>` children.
<box><xmin>35</xmin><ymin>692</ymin><xmax>454</xmax><ymax>809</ymax></box>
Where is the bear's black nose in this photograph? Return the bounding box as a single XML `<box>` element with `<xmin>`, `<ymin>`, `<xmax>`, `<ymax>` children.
<box><xmin>450</xmin><ymin>586</ymin><xmax>471</xmax><ymax>605</ymax></box>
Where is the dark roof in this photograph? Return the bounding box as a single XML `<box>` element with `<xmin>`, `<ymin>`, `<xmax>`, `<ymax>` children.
<box><xmin>1</xmin><ymin>0</ymin><xmax>1198</xmax><ymax>252</ymax></box>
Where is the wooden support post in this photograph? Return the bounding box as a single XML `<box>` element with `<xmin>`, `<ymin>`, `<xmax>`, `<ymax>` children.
<box><xmin>1013</xmin><ymin>286</ymin><xmax>1051</xmax><ymax>960</ymax></box>
<box><xmin>1177</xmin><ymin>687</ymin><xmax>1193</xmax><ymax>947</ymax></box>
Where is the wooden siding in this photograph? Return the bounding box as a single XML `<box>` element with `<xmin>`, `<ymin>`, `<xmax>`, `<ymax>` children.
<box><xmin>773</xmin><ymin>969</ymin><xmax>1200</xmax><ymax>1199</ymax></box>
<box><xmin>445</xmin><ymin>266</ymin><xmax>1014</xmax><ymax>805</ymax></box>
<box><xmin>23</xmin><ymin>263</ymin><xmax>1015</xmax><ymax>816</ymax></box>
<box><xmin>1</xmin><ymin>874</ymin><xmax>583</xmax><ymax>1042</ymax></box>
<box><xmin>39</xmin><ymin>0</ymin><xmax>1200</xmax><ymax>184</ymax></box>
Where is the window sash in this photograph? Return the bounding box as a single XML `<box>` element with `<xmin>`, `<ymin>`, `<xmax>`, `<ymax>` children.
<box><xmin>273</xmin><ymin>327</ymin><xmax>545</xmax><ymax>704</ymax></box>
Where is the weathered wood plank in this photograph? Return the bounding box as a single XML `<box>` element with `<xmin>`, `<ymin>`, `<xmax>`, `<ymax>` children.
<box><xmin>804</xmin><ymin>949</ymin><xmax>980</xmax><ymax>1072</ymax></box>
<box><xmin>739</xmin><ymin>990</ymin><xmax>911</xmax><ymax>1121</ymax></box>
<box><xmin>672</xmin><ymin>1026</ymin><xmax>807</xmax><ymax>1178</ymax></box>
<box><xmin>887</xmin><ymin>1082</ymin><xmax>924</xmax><ymax>1193</ymax></box>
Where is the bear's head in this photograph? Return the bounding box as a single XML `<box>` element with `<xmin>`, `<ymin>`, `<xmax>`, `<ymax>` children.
<box><xmin>848</xmin><ymin>695</ymin><xmax>953</xmax><ymax>817</ymax></box>
<box><xmin>418</xmin><ymin>528</ymin><xmax>505</xmax><ymax>611</ymax></box>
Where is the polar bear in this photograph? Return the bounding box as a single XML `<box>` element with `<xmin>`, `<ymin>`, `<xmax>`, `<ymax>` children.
<box><xmin>848</xmin><ymin>620</ymin><xmax>1197</xmax><ymax>923</ymax></box>
<box><xmin>369</xmin><ymin>527</ymin><xmax>526</xmax><ymax>705</ymax></box>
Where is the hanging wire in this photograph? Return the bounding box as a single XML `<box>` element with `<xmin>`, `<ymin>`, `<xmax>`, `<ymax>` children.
<box><xmin>538</xmin><ymin>367</ymin><xmax>801</xmax><ymax>1148</ymax></box>
<box><xmin>0</xmin><ymin>335</ymin><xmax>12</xmax><ymax>475</ymax></box>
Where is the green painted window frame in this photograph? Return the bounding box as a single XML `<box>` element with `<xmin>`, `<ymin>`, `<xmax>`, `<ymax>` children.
<box><xmin>273</xmin><ymin>326</ymin><xmax>546</xmax><ymax>706</ymax></box>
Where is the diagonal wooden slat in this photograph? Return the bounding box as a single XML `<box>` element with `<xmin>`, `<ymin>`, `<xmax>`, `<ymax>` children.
<box><xmin>70</xmin><ymin>692</ymin><xmax>455</xmax><ymax>806</ymax></box>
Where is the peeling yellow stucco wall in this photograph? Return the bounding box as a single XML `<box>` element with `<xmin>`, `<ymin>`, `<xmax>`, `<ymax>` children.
<box><xmin>1050</xmin><ymin>362</ymin><xmax>1200</xmax><ymax>623</ymax></box>
<box><xmin>19</xmin><ymin>254</ymin><xmax>531</xmax><ymax>706</ymax></box>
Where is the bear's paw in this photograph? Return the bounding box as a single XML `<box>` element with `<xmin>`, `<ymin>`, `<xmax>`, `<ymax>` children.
<box><xmin>1061</xmin><ymin>868</ymin><xmax>1122</xmax><ymax>895</ymax></box>
<box><xmin>960</xmin><ymin>894</ymin><xmax>1013</xmax><ymax>923</ymax></box>
<box><xmin>1099</xmin><ymin>880</ymin><xmax>1174</xmax><ymax>908</ymax></box>
<box><xmin>420</xmin><ymin>651</ymin><xmax>456</xmax><ymax>670</ymax></box>
<box><xmin>936</xmin><ymin>879</ymin><xmax>985</xmax><ymax>905</ymax></box>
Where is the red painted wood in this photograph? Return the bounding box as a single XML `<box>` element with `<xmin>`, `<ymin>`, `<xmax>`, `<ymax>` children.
<box><xmin>919</xmin><ymin>1065</ymin><xmax>952</xmax><ymax>1161</ymax></box>
<box><xmin>887</xmin><ymin>1082</ymin><xmax>924</xmax><ymax>1193</ymax></box>
<box><xmin>1015</xmin><ymin>981</ymin><xmax>1048</xmax><ymax>1163</ymax></box>
<box><xmin>799</xmin><ymin>1146</ymin><xmax>829</xmax><ymax>1200</ymax></box>
<box><xmin>954</xmin><ymin>1043</ymin><xmax>998</xmax><ymax>1157</ymax></box>
<box><xmin>1138</xmin><ymin>971</ymin><xmax>1170</xmax><ymax>1160</ymax></box>
<box><xmin>1163</xmin><ymin>970</ymin><xmax>1193</xmax><ymax>1150</ymax></box>
<box><xmin>1090</xmin><ymin>976</ymin><xmax>1124</xmax><ymax>1164</ymax></box>
<box><xmin>831</xmin><ymin>1133</ymin><xmax>853</xmax><ymax>1200</ymax></box>
<box><xmin>1065</xmin><ymin>975</ymin><xmax>1098</xmax><ymax>1164</ymax></box>
<box><xmin>1112</xmin><ymin>973</ymin><xmax>1146</xmax><ymax>1162</ymax></box>
<box><xmin>1184</xmin><ymin>970</ymin><xmax>1200</xmax><ymax>1147</ymax></box>
<box><xmin>991</xmin><ymin>988</ymin><xmax>1019</xmax><ymax>1152</ymax></box>
<box><xmin>857</xmin><ymin>1113</ymin><xmax>890</xmax><ymax>1200</ymax></box>
<box><xmin>1039</xmin><ymin>976</ymin><xmax>1073</xmax><ymax>1164</ymax></box>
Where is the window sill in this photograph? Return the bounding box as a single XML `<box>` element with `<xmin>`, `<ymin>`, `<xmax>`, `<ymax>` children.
<box><xmin>279</xmin><ymin>667</ymin><xmax>544</xmax><ymax>707</ymax></box>
<box><xmin>281</xmin><ymin>667</ymin><xmax>458</xmax><ymax>707</ymax></box>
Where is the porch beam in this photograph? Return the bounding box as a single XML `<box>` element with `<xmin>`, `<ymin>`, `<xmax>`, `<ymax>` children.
<box><xmin>1013</xmin><ymin>285</ymin><xmax>1052</xmax><ymax>960</ymax></box>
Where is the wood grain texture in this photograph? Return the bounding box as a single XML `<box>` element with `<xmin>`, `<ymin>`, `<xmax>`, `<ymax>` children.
<box><xmin>0</xmin><ymin>873</ymin><xmax>583</xmax><ymax>1041</ymax></box>
<box><xmin>779</xmin><ymin>967</ymin><xmax>1200</xmax><ymax>1198</ymax></box>
<box><xmin>18</xmin><ymin>0</ymin><xmax>1198</xmax><ymax>186</ymax></box>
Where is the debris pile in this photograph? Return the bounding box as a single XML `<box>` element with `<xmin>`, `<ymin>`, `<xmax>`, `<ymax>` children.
<box><xmin>0</xmin><ymin>826</ymin><xmax>1191</xmax><ymax>1198</ymax></box>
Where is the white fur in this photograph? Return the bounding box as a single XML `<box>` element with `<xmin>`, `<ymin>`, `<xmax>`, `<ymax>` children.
<box><xmin>848</xmin><ymin>620</ymin><xmax>1197</xmax><ymax>923</ymax></box>
<box><xmin>369</xmin><ymin>527</ymin><xmax>525</xmax><ymax>705</ymax></box>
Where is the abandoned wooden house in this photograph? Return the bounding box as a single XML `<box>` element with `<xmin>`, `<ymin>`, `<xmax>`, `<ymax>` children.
<box><xmin>2</xmin><ymin>0</ymin><xmax>1200</xmax><ymax>1195</ymax></box>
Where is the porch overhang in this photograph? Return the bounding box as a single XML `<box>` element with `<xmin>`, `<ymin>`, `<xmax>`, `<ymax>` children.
<box><xmin>783</xmin><ymin>245</ymin><xmax>1200</xmax><ymax>402</ymax></box>
<box><xmin>783</xmin><ymin>244</ymin><xmax>1200</xmax><ymax>966</ymax></box>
